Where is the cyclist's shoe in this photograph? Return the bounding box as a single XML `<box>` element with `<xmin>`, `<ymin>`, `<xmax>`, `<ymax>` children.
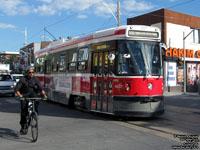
<box><xmin>20</xmin><ymin>125</ymin><xmax>28</xmax><ymax>135</ymax></box>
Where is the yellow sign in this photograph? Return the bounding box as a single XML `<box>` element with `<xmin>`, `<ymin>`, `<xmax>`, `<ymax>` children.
<box><xmin>96</xmin><ymin>44</ymin><xmax>106</xmax><ymax>50</ymax></box>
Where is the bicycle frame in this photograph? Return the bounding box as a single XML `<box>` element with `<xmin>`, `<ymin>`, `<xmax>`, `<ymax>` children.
<box><xmin>25</xmin><ymin>97</ymin><xmax>42</xmax><ymax>142</ymax></box>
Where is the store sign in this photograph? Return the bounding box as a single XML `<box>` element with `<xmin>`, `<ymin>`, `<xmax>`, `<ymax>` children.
<box><xmin>165</xmin><ymin>48</ymin><xmax>200</xmax><ymax>58</ymax></box>
<box><xmin>166</xmin><ymin>62</ymin><xmax>177</xmax><ymax>86</ymax></box>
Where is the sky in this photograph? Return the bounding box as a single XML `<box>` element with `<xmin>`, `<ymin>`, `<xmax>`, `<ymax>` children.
<box><xmin>0</xmin><ymin>0</ymin><xmax>200</xmax><ymax>52</ymax></box>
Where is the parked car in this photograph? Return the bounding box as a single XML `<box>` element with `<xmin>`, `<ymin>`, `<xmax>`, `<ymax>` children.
<box><xmin>0</xmin><ymin>72</ymin><xmax>15</xmax><ymax>97</ymax></box>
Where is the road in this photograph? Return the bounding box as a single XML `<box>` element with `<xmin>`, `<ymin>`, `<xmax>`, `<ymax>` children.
<box><xmin>0</xmin><ymin>94</ymin><xmax>199</xmax><ymax>150</ymax></box>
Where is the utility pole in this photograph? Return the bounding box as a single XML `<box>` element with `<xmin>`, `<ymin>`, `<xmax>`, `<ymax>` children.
<box><xmin>117</xmin><ymin>1</ymin><xmax>120</xmax><ymax>26</ymax></box>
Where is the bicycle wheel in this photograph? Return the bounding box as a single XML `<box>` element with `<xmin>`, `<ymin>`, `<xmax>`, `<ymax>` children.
<box><xmin>31</xmin><ymin>112</ymin><xmax>38</xmax><ymax>142</ymax></box>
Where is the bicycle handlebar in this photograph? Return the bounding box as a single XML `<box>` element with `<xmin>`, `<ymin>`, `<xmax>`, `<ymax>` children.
<box><xmin>24</xmin><ymin>97</ymin><xmax>43</xmax><ymax>100</ymax></box>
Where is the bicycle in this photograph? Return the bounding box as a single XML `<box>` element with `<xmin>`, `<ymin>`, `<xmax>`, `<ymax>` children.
<box><xmin>23</xmin><ymin>97</ymin><xmax>42</xmax><ymax>142</ymax></box>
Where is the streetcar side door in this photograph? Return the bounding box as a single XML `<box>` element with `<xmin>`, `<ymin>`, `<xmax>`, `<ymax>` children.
<box><xmin>91</xmin><ymin>51</ymin><xmax>114</xmax><ymax>113</ymax></box>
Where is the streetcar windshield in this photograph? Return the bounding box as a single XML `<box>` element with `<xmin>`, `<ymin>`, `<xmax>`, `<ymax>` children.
<box><xmin>118</xmin><ymin>41</ymin><xmax>162</xmax><ymax>76</ymax></box>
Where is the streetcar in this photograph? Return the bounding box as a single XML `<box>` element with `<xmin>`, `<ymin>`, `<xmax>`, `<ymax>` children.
<box><xmin>34</xmin><ymin>25</ymin><xmax>165</xmax><ymax>117</ymax></box>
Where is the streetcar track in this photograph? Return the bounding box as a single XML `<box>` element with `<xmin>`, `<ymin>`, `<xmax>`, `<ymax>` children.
<box><xmin>110</xmin><ymin>120</ymin><xmax>182</xmax><ymax>143</ymax></box>
<box><xmin>109</xmin><ymin>104</ymin><xmax>200</xmax><ymax>143</ymax></box>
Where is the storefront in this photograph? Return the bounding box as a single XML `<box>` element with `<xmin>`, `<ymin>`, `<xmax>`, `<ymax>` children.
<box><xmin>164</xmin><ymin>48</ymin><xmax>200</xmax><ymax>93</ymax></box>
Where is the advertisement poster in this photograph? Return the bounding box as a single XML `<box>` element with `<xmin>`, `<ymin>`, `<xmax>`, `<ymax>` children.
<box><xmin>177</xmin><ymin>66</ymin><xmax>184</xmax><ymax>83</ymax></box>
<box><xmin>166</xmin><ymin>62</ymin><xmax>177</xmax><ymax>86</ymax></box>
<box><xmin>187</xmin><ymin>63</ymin><xmax>200</xmax><ymax>85</ymax></box>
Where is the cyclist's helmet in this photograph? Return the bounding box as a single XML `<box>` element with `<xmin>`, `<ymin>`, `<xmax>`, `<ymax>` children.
<box><xmin>25</xmin><ymin>66</ymin><xmax>34</xmax><ymax>75</ymax></box>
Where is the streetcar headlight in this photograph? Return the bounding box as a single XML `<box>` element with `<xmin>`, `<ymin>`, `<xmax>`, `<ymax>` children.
<box><xmin>148</xmin><ymin>83</ymin><xmax>153</xmax><ymax>90</ymax></box>
<box><xmin>125</xmin><ymin>83</ymin><xmax>131</xmax><ymax>91</ymax></box>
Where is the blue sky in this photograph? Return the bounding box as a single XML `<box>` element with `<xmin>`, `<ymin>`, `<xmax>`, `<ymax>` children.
<box><xmin>0</xmin><ymin>0</ymin><xmax>199</xmax><ymax>52</ymax></box>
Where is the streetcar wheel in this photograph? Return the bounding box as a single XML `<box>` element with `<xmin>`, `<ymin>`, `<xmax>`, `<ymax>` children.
<box><xmin>31</xmin><ymin>112</ymin><xmax>38</xmax><ymax>142</ymax></box>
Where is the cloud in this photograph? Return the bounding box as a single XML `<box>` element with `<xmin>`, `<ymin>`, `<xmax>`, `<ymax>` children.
<box><xmin>122</xmin><ymin>0</ymin><xmax>155</xmax><ymax>13</ymax></box>
<box><xmin>0</xmin><ymin>0</ymin><xmax>155</xmax><ymax>18</ymax></box>
<box><xmin>37</xmin><ymin>0</ymin><xmax>52</xmax><ymax>3</ymax></box>
<box><xmin>77</xmin><ymin>14</ymin><xmax>88</xmax><ymax>19</ymax></box>
<box><xmin>0</xmin><ymin>22</ymin><xmax>16</xmax><ymax>29</ymax></box>
<box><xmin>0</xmin><ymin>0</ymin><xmax>31</xmax><ymax>15</ymax></box>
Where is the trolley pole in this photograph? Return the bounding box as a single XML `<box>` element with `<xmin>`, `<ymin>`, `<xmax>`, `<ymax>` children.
<box><xmin>117</xmin><ymin>1</ymin><xmax>120</xmax><ymax>27</ymax></box>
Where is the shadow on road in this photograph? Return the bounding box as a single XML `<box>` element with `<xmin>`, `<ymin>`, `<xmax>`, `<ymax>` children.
<box><xmin>0</xmin><ymin>128</ymin><xmax>33</xmax><ymax>143</ymax></box>
<box><xmin>0</xmin><ymin>96</ymin><xmax>103</xmax><ymax>120</ymax></box>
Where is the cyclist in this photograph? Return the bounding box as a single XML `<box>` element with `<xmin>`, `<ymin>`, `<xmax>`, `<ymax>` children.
<box><xmin>15</xmin><ymin>66</ymin><xmax>47</xmax><ymax>135</ymax></box>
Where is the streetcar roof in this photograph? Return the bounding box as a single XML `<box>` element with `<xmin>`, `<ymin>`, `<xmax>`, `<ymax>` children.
<box><xmin>35</xmin><ymin>25</ymin><xmax>160</xmax><ymax>56</ymax></box>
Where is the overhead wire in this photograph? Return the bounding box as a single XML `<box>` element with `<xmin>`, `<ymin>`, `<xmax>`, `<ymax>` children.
<box><xmin>166</xmin><ymin>0</ymin><xmax>197</xmax><ymax>9</ymax></box>
<box><xmin>13</xmin><ymin>0</ymin><xmax>199</xmax><ymax>50</ymax></box>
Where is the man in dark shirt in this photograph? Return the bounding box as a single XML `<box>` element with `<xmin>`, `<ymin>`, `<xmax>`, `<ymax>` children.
<box><xmin>15</xmin><ymin>67</ymin><xmax>46</xmax><ymax>135</ymax></box>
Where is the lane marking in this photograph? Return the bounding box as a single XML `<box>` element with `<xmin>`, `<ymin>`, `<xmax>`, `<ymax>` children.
<box><xmin>5</xmin><ymin>99</ymin><xmax>19</xmax><ymax>104</ymax></box>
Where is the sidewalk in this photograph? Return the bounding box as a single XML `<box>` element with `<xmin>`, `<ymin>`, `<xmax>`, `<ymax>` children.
<box><xmin>164</xmin><ymin>92</ymin><xmax>199</xmax><ymax>96</ymax></box>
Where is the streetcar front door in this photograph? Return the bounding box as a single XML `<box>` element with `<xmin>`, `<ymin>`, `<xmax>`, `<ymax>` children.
<box><xmin>91</xmin><ymin>52</ymin><xmax>114</xmax><ymax>113</ymax></box>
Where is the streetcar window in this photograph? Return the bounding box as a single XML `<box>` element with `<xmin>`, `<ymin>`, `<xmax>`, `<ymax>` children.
<box><xmin>35</xmin><ymin>58</ymin><xmax>40</xmax><ymax>73</ymax></box>
<box><xmin>78</xmin><ymin>48</ymin><xmax>88</xmax><ymax>61</ymax></box>
<box><xmin>78</xmin><ymin>48</ymin><xmax>88</xmax><ymax>71</ymax></box>
<box><xmin>59</xmin><ymin>54</ymin><xmax>66</xmax><ymax>72</ymax></box>
<box><xmin>53</xmin><ymin>54</ymin><xmax>59</xmax><ymax>72</ymax></box>
<box><xmin>72</xmin><ymin>53</ymin><xmax>77</xmax><ymax>62</ymax></box>
<box><xmin>69</xmin><ymin>62</ymin><xmax>76</xmax><ymax>71</ymax></box>
<box><xmin>36</xmin><ymin>57</ymin><xmax>45</xmax><ymax>73</ymax></box>
<box><xmin>118</xmin><ymin>41</ymin><xmax>162</xmax><ymax>76</ymax></box>
<box><xmin>68</xmin><ymin>52</ymin><xmax>77</xmax><ymax>71</ymax></box>
<box><xmin>51</xmin><ymin>55</ymin><xmax>55</xmax><ymax>72</ymax></box>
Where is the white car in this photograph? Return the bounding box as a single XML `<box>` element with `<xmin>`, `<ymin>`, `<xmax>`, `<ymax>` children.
<box><xmin>0</xmin><ymin>73</ymin><xmax>15</xmax><ymax>97</ymax></box>
<box><xmin>11</xmin><ymin>74</ymin><xmax>24</xmax><ymax>86</ymax></box>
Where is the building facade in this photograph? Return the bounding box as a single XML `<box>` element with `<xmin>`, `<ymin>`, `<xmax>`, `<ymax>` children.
<box><xmin>0</xmin><ymin>51</ymin><xmax>19</xmax><ymax>72</ymax></box>
<box><xmin>127</xmin><ymin>9</ymin><xmax>200</xmax><ymax>93</ymax></box>
<box><xmin>19</xmin><ymin>41</ymin><xmax>51</xmax><ymax>72</ymax></box>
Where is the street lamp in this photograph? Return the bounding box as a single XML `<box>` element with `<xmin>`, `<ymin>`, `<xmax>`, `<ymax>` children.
<box><xmin>183</xmin><ymin>28</ymin><xmax>200</xmax><ymax>94</ymax></box>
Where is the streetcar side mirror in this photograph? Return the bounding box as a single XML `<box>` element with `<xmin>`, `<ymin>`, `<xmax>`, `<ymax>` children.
<box><xmin>159</xmin><ymin>43</ymin><xmax>167</xmax><ymax>50</ymax></box>
<box><xmin>108</xmin><ymin>53</ymin><xmax>115</xmax><ymax>61</ymax></box>
<box><xmin>123</xmin><ymin>54</ymin><xmax>131</xmax><ymax>58</ymax></box>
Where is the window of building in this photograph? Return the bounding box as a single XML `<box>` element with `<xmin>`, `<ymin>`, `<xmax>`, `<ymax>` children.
<box><xmin>193</xmin><ymin>29</ymin><xmax>200</xmax><ymax>44</ymax></box>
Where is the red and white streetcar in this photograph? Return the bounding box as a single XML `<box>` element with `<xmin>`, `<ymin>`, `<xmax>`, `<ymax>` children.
<box><xmin>34</xmin><ymin>25</ymin><xmax>165</xmax><ymax>117</ymax></box>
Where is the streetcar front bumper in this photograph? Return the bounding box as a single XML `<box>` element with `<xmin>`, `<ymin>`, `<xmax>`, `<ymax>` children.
<box><xmin>113</xmin><ymin>95</ymin><xmax>164</xmax><ymax>117</ymax></box>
